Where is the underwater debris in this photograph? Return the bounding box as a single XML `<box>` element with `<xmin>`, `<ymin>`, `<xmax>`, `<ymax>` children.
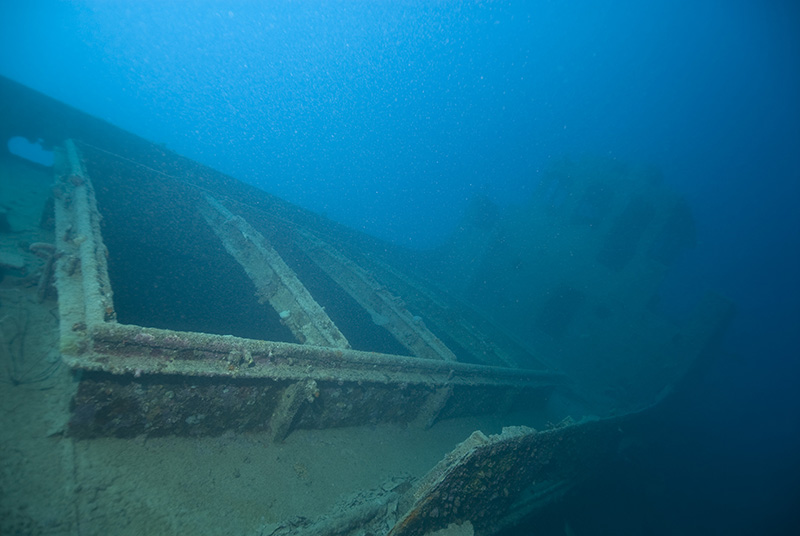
<box><xmin>28</xmin><ymin>242</ymin><xmax>58</xmax><ymax>302</ymax></box>
<box><xmin>0</xmin><ymin>299</ymin><xmax>62</xmax><ymax>388</ymax></box>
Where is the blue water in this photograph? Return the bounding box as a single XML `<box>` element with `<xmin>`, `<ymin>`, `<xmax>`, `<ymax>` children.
<box><xmin>2</xmin><ymin>1</ymin><xmax>799</xmax><ymax>533</ymax></box>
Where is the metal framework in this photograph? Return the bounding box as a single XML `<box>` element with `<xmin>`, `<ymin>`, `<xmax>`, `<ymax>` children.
<box><xmin>53</xmin><ymin>140</ymin><xmax>562</xmax><ymax>441</ymax></box>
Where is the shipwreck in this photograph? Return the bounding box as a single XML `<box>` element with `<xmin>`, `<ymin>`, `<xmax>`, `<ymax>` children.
<box><xmin>0</xmin><ymin>75</ymin><xmax>733</xmax><ymax>535</ymax></box>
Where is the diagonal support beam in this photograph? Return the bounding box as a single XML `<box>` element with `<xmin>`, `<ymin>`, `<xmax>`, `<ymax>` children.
<box><xmin>293</xmin><ymin>229</ymin><xmax>457</xmax><ymax>362</ymax></box>
<box><xmin>199</xmin><ymin>194</ymin><xmax>349</xmax><ymax>349</ymax></box>
<box><xmin>359</xmin><ymin>256</ymin><xmax>527</xmax><ymax>368</ymax></box>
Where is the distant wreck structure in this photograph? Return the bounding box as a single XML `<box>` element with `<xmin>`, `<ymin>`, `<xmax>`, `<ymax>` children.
<box><xmin>0</xmin><ymin>75</ymin><xmax>733</xmax><ymax>535</ymax></box>
<box><xmin>434</xmin><ymin>157</ymin><xmax>701</xmax><ymax>412</ymax></box>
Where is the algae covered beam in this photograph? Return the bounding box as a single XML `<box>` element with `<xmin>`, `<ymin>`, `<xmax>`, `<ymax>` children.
<box><xmin>71</xmin><ymin>323</ymin><xmax>563</xmax><ymax>389</ymax></box>
<box><xmin>66</xmin><ymin>323</ymin><xmax>565</xmax><ymax>439</ymax></box>
<box><xmin>53</xmin><ymin>139</ymin><xmax>116</xmax><ymax>355</ymax></box>
<box><xmin>199</xmin><ymin>194</ymin><xmax>350</xmax><ymax>349</ymax></box>
<box><xmin>358</xmin><ymin>256</ymin><xmax>530</xmax><ymax>369</ymax></box>
<box><xmin>293</xmin><ymin>229</ymin><xmax>458</xmax><ymax>362</ymax></box>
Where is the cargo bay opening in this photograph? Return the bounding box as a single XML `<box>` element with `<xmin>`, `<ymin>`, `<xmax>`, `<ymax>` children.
<box><xmin>86</xmin><ymin>142</ymin><xmax>410</xmax><ymax>356</ymax></box>
<box><xmin>48</xmin><ymin>137</ymin><xmax>562</xmax><ymax>441</ymax></box>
